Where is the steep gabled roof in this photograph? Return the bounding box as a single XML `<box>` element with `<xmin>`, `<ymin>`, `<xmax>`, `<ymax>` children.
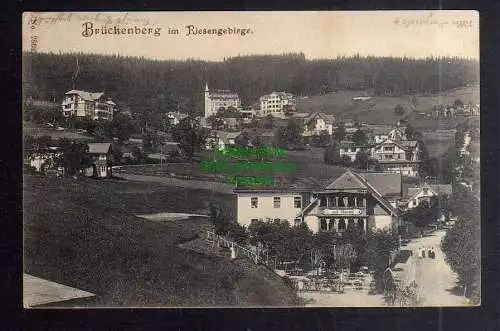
<box><xmin>87</xmin><ymin>142</ymin><xmax>112</xmax><ymax>154</ymax></box>
<box><xmin>373</xmin><ymin>138</ymin><xmax>417</xmax><ymax>151</ymax></box>
<box><xmin>351</xmin><ymin>172</ymin><xmax>400</xmax><ymax>216</ymax></box>
<box><xmin>305</xmin><ymin>112</ymin><xmax>336</xmax><ymax>125</ymax></box>
<box><xmin>406</xmin><ymin>183</ymin><xmax>453</xmax><ymax>200</ymax></box>
<box><xmin>322</xmin><ymin>170</ymin><xmax>400</xmax><ymax>216</ymax></box>
<box><xmin>325</xmin><ymin>170</ymin><xmax>368</xmax><ymax>190</ymax></box>
<box><xmin>429</xmin><ymin>184</ymin><xmax>452</xmax><ymax>196</ymax></box>
<box><xmin>356</xmin><ymin>172</ymin><xmax>402</xmax><ymax>196</ymax></box>
<box><xmin>65</xmin><ymin>90</ymin><xmax>104</xmax><ymax>101</ymax></box>
<box><xmin>213</xmin><ymin>131</ymin><xmax>242</xmax><ymax>144</ymax></box>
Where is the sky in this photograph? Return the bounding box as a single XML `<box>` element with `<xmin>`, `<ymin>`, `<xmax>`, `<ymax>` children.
<box><xmin>23</xmin><ymin>11</ymin><xmax>479</xmax><ymax>61</ymax></box>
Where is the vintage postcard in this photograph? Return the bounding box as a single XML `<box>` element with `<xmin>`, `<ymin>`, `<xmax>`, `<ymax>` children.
<box><xmin>22</xmin><ymin>11</ymin><xmax>479</xmax><ymax>308</ymax></box>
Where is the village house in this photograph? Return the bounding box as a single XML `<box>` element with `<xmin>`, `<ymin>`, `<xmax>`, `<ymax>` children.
<box><xmin>374</xmin><ymin>127</ymin><xmax>407</xmax><ymax>144</ymax></box>
<box><xmin>120</xmin><ymin>146</ymin><xmax>136</xmax><ymax>162</ymax></box>
<box><xmin>204</xmin><ymin>83</ymin><xmax>241</xmax><ymax>118</ymax></box>
<box><xmin>205</xmin><ymin>130</ymin><xmax>246</xmax><ymax>150</ymax></box>
<box><xmin>25</xmin><ymin>146</ymin><xmax>62</xmax><ymax>173</ymax></box>
<box><xmin>433</xmin><ymin>105</ymin><xmax>457</xmax><ymax>118</ymax></box>
<box><xmin>234</xmin><ymin>170</ymin><xmax>404</xmax><ymax>234</ymax></box>
<box><xmin>302</xmin><ymin>112</ymin><xmax>336</xmax><ymax>136</ymax></box>
<box><xmin>239</xmin><ymin>106</ymin><xmax>257</xmax><ymax>120</ymax></box>
<box><xmin>371</xmin><ymin>139</ymin><xmax>420</xmax><ymax>177</ymax></box>
<box><xmin>404</xmin><ymin>183</ymin><xmax>453</xmax><ymax>210</ymax></box>
<box><xmin>339</xmin><ymin>140</ymin><xmax>367</xmax><ymax>162</ymax></box>
<box><xmin>61</xmin><ymin>90</ymin><xmax>116</xmax><ymax>121</ymax></box>
<box><xmin>235</xmin><ymin>188</ymin><xmax>309</xmax><ymax>228</ymax></box>
<box><xmin>259</xmin><ymin>91</ymin><xmax>296</xmax><ymax>117</ymax></box>
<box><xmin>85</xmin><ymin>142</ymin><xmax>116</xmax><ymax>178</ymax></box>
<box><xmin>463</xmin><ymin>103</ymin><xmax>480</xmax><ymax>116</ymax></box>
<box><xmin>259</xmin><ymin>130</ymin><xmax>278</xmax><ymax>147</ymax></box>
<box><xmin>166</xmin><ymin>111</ymin><xmax>189</xmax><ymax>126</ymax></box>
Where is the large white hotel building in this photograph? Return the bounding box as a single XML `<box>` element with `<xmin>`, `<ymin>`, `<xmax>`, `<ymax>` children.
<box><xmin>204</xmin><ymin>83</ymin><xmax>241</xmax><ymax>118</ymax></box>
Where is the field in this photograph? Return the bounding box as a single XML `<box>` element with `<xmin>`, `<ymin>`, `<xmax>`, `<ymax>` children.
<box><xmin>120</xmin><ymin>148</ymin><xmax>347</xmax><ymax>189</ymax></box>
<box><xmin>296</xmin><ymin>85</ymin><xmax>479</xmax><ymax>128</ymax></box>
<box><xmin>23</xmin><ymin>121</ymin><xmax>93</xmax><ymax>140</ymax></box>
<box><xmin>23</xmin><ymin>175</ymin><xmax>299</xmax><ymax>307</ymax></box>
<box><xmin>420</xmin><ymin>129</ymin><xmax>456</xmax><ymax>158</ymax></box>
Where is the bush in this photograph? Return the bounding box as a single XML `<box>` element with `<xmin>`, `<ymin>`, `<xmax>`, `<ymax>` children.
<box><xmin>384</xmin><ymin>281</ymin><xmax>422</xmax><ymax>307</ymax></box>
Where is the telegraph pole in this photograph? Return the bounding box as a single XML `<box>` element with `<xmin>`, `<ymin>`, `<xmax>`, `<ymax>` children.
<box><xmin>160</xmin><ymin>142</ymin><xmax>163</xmax><ymax>170</ymax></box>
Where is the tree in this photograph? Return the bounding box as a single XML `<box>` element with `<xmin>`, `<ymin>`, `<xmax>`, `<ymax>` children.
<box><xmin>142</xmin><ymin>131</ymin><xmax>159</xmax><ymax>152</ymax></box>
<box><xmin>317</xmin><ymin>130</ymin><xmax>330</xmax><ymax>147</ymax></box>
<box><xmin>333</xmin><ymin>243</ymin><xmax>357</xmax><ymax>273</ymax></box>
<box><xmin>403</xmin><ymin>199</ymin><xmax>438</xmax><ymax>228</ymax></box>
<box><xmin>131</xmin><ymin>146</ymin><xmax>144</xmax><ymax>164</ymax></box>
<box><xmin>441</xmin><ymin>187</ymin><xmax>480</xmax><ymax>304</ymax></box>
<box><xmin>332</xmin><ymin>123</ymin><xmax>346</xmax><ymax>141</ymax></box>
<box><xmin>312</xmin><ymin>231</ymin><xmax>338</xmax><ymax>271</ymax></box>
<box><xmin>359</xmin><ymin>230</ymin><xmax>399</xmax><ymax>293</ymax></box>
<box><xmin>404</xmin><ymin>124</ymin><xmax>417</xmax><ymax>141</ymax></box>
<box><xmin>352</xmin><ymin>130</ymin><xmax>368</xmax><ymax>146</ymax></box>
<box><xmin>384</xmin><ymin>281</ymin><xmax>422</xmax><ymax>306</ymax></box>
<box><xmin>263</xmin><ymin>114</ymin><xmax>276</xmax><ymax>129</ymax></box>
<box><xmin>23</xmin><ymin>135</ymin><xmax>53</xmax><ymax>161</ymax></box>
<box><xmin>55</xmin><ymin>138</ymin><xmax>91</xmax><ymax>176</ymax></box>
<box><xmin>106</xmin><ymin>114</ymin><xmax>134</xmax><ymax>142</ymax></box>
<box><xmin>453</xmin><ymin>99</ymin><xmax>464</xmax><ymax>108</ymax></box>
<box><xmin>352</xmin><ymin>150</ymin><xmax>374</xmax><ymax>170</ymax></box>
<box><xmin>283</xmin><ymin>104</ymin><xmax>295</xmax><ymax>117</ymax></box>
<box><xmin>171</xmin><ymin>117</ymin><xmax>206</xmax><ymax>159</ymax></box>
<box><xmin>394</xmin><ymin>104</ymin><xmax>405</xmax><ymax>116</ymax></box>
<box><xmin>216</xmin><ymin>106</ymin><xmax>241</xmax><ymax>119</ymax></box>
<box><xmin>207</xmin><ymin>114</ymin><xmax>225</xmax><ymax>130</ymax></box>
<box><xmin>324</xmin><ymin>143</ymin><xmax>341</xmax><ymax>165</ymax></box>
<box><xmin>340</xmin><ymin>155</ymin><xmax>352</xmax><ymax>167</ymax></box>
<box><xmin>278</xmin><ymin>119</ymin><xmax>304</xmax><ymax>149</ymax></box>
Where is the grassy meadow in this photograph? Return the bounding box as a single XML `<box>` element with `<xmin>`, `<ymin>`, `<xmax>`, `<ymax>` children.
<box><xmin>23</xmin><ymin>175</ymin><xmax>300</xmax><ymax>307</ymax></box>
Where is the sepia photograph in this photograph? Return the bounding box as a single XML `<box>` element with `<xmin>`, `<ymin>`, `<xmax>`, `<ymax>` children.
<box><xmin>22</xmin><ymin>11</ymin><xmax>479</xmax><ymax>308</ymax></box>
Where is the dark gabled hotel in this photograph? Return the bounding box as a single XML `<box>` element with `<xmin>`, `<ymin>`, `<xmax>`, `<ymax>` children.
<box><xmin>235</xmin><ymin>170</ymin><xmax>404</xmax><ymax>234</ymax></box>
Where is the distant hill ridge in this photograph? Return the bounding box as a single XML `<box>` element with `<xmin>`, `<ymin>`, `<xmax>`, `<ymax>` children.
<box><xmin>23</xmin><ymin>52</ymin><xmax>478</xmax><ymax>117</ymax></box>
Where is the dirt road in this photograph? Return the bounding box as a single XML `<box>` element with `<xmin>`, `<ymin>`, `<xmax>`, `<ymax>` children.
<box><xmin>116</xmin><ymin>173</ymin><xmax>235</xmax><ymax>194</ymax></box>
<box><xmin>396</xmin><ymin>230</ymin><xmax>469</xmax><ymax>306</ymax></box>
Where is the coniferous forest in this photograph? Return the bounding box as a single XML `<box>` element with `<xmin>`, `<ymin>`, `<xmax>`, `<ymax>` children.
<box><xmin>23</xmin><ymin>52</ymin><xmax>478</xmax><ymax>117</ymax></box>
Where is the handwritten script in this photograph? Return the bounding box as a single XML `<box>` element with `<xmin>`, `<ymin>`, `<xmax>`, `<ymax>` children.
<box><xmin>28</xmin><ymin>12</ymin><xmax>151</xmax><ymax>30</ymax></box>
<box><xmin>393</xmin><ymin>13</ymin><xmax>473</xmax><ymax>29</ymax></box>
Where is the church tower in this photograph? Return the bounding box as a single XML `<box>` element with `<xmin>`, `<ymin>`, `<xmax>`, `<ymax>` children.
<box><xmin>204</xmin><ymin>82</ymin><xmax>210</xmax><ymax>118</ymax></box>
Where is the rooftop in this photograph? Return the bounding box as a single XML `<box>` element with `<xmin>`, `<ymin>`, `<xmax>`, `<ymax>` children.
<box><xmin>305</xmin><ymin>112</ymin><xmax>336</xmax><ymax>125</ymax></box>
<box><xmin>87</xmin><ymin>142</ymin><xmax>112</xmax><ymax>154</ymax></box>
<box><xmin>65</xmin><ymin>90</ymin><xmax>105</xmax><ymax>102</ymax></box>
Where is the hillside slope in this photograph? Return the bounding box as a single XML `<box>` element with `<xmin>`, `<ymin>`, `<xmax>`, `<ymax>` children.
<box><xmin>23</xmin><ymin>175</ymin><xmax>299</xmax><ymax>307</ymax></box>
<box><xmin>296</xmin><ymin>85</ymin><xmax>479</xmax><ymax>125</ymax></box>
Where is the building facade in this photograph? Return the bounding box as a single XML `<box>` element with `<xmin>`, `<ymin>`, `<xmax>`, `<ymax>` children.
<box><xmin>301</xmin><ymin>171</ymin><xmax>402</xmax><ymax>233</ymax></box>
<box><xmin>302</xmin><ymin>112</ymin><xmax>336</xmax><ymax>136</ymax></box>
<box><xmin>371</xmin><ymin>139</ymin><xmax>420</xmax><ymax>177</ymax></box>
<box><xmin>204</xmin><ymin>83</ymin><xmax>241</xmax><ymax>118</ymax></box>
<box><xmin>235</xmin><ymin>190</ymin><xmax>307</xmax><ymax>228</ymax></box>
<box><xmin>339</xmin><ymin>141</ymin><xmax>366</xmax><ymax>162</ymax></box>
<box><xmin>374</xmin><ymin>127</ymin><xmax>406</xmax><ymax>144</ymax></box>
<box><xmin>405</xmin><ymin>183</ymin><xmax>452</xmax><ymax>210</ymax></box>
<box><xmin>259</xmin><ymin>92</ymin><xmax>296</xmax><ymax>116</ymax></box>
<box><xmin>61</xmin><ymin>90</ymin><xmax>116</xmax><ymax>121</ymax></box>
<box><xmin>86</xmin><ymin>142</ymin><xmax>115</xmax><ymax>178</ymax></box>
<box><xmin>234</xmin><ymin>170</ymin><xmax>403</xmax><ymax>234</ymax></box>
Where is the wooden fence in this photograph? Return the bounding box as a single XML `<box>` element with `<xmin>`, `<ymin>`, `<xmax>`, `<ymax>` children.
<box><xmin>206</xmin><ymin>230</ymin><xmax>277</xmax><ymax>269</ymax></box>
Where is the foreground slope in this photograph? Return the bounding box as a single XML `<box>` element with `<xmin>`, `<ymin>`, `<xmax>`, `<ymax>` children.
<box><xmin>23</xmin><ymin>175</ymin><xmax>299</xmax><ymax>307</ymax></box>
